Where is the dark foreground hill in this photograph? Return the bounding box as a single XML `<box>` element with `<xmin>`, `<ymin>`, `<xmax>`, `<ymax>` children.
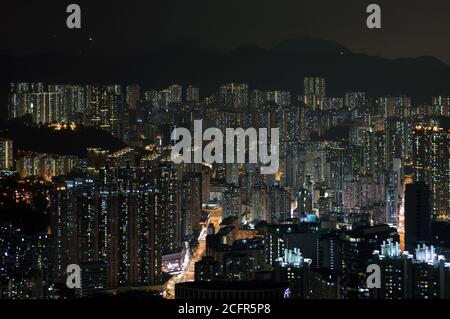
<box><xmin>0</xmin><ymin>117</ymin><xmax>126</xmax><ymax>157</ymax></box>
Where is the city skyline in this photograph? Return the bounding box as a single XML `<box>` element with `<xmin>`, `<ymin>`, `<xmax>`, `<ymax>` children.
<box><xmin>1</xmin><ymin>78</ymin><xmax>450</xmax><ymax>299</ymax></box>
<box><xmin>1</xmin><ymin>0</ymin><xmax>450</xmax><ymax>304</ymax></box>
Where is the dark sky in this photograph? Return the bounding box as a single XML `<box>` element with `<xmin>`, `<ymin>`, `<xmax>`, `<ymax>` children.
<box><xmin>2</xmin><ymin>0</ymin><xmax>450</xmax><ymax>64</ymax></box>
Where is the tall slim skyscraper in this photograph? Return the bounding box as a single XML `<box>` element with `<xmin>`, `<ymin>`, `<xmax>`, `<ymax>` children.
<box><xmin>126</xmin><ymin>84</ymin><xmax>140</xmax><ymax>109</ymax></box>
<box><xmin>0</xmin><ymin>139</ymin><xmax>13</xmax><ymax>170</ymax></box>
<box><xmin>62</xmin><ymin>85</ymin><xmax>86</xmax><ymax>123</ymax></box>
<box><xmin>186</xmin><ymin>85</ymin><xmax>200</xmax><ymax>103</ymax></box>
<box><xmin>405</xmin><ymin>182</ymin><xmax>431</xmax><ymax>251</ymax></box>
<box><xmin>168</xmin><ymin>84</ymin><xmax>183</xmax><ymax>103</ymax></box>
<box><xmin>385</xmin><ymin>118</ymin><xmax>413</xmax><ymax>169</ymax></box>
<box><xmin>303</xmin><ymin>77</ymin><xmax>325</xmax><ymax>110</ymax></box>
<box><xmin>50</xmin><ymin>183</ymin><xmax>75</xmax><ymax>283</ymax></box>
<box><xmin>9</xmin><ymin>82</ymin><xmax>31</xmax><ymax>119</ymax></box>
<box><xmin>412</xmin><ymin>125</ymin><xmax>449</xmax><ymax>219</ymax></box>
<box><xmin>180</xmin><ymin>172</ymin><xmax>202</xmax><ymax>239</ymax></box>
<box><xmin>142</xmin><ymin>158</ymin><xmax>180</xmax><ymax>254</ymax></box>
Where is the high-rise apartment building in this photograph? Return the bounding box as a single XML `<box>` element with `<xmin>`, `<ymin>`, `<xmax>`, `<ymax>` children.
<box><xmin>412</xmin><ymin>125</ymin><xmax>449</xmax><ymax>219</ymax></box>
<box><xmin>0</xmin><ymin>139</ymin><xmax>13</xmax><ymax>170</ymax></box>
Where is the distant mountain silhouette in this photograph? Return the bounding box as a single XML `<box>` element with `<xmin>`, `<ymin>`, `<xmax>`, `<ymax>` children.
<box><xmin>272</xmin><ymin>36</ymin><xmax>350</xmax><ymax>54</ymax></box>
<box><xmin>2</xmin><ymin>36</ymin><xmax>450</xmax><ymax>118</ymax></box>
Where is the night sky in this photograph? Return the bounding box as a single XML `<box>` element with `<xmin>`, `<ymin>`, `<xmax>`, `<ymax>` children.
<box><xmin>1</xmin><ymin>0</ymin><xmax>450</xmax><ymax>63</ymax></box>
